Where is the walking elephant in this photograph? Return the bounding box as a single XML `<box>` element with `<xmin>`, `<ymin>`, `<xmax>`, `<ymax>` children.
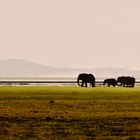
<box><xmin>103</xmin><ymin>78</ymin><xmax>117</xmax><ymax>87</ymax></box>
<box><xmin>117</xmin><ymin>76</ymin><xmax>135</xmax><ymax>87</ymax></box>
<box><xmin>77</xmin><ymin>73</ymin><xmax>95</xmax><ymax>87</ymax></box>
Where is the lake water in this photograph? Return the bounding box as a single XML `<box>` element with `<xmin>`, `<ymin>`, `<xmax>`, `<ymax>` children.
<box><xmin>0</xmin><ymin>77</ymin><xmax>139</xmax><ymax>87</ymax></box>
<box><xmin>0</xmin><ymin>77</ymin><xmax>76</xmax><ymax>86</ymax></box>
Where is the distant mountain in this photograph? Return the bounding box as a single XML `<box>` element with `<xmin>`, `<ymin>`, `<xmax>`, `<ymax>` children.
<box><xmin>0</xmin><ymin>59</ymin><xmax>84</xmax><ymax>77</ymax></box>
<box><xmin>0</xmin><ymin>59</ymin><xmax>65</xmax><ymax>77</ymax></box>
<box><xmin>0</xmin><ymin>59</ymin><xmax>140</xmax><ymax>78</ymax></box>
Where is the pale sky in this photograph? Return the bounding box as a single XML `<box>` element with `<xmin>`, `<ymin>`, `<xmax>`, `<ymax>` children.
<box><xmin>0</xmin><ymin>0</ymin><xmax>140</xmax><ymax>69</ymax></box>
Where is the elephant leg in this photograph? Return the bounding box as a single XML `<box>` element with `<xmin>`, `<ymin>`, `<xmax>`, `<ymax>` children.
<box><xmin>92</xmin><ymin>82</ymin><xmax>95</xmax><ymax>87</ymax></box>
<box><xmin>85</xmin><ymin>82</ymin><xmax>87</xmax><ymax>87</ymax></box>
<box><xmin>132</xmin><ymin>83</ymin><xmax>134</xmax><ymax>87</ymax></box>
<box><xmin>81</xmin><ymin>81</ymin><xmax>84</xmax><ymax>87</ymax></box>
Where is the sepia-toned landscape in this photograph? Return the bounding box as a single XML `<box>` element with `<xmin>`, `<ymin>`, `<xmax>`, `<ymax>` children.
<box><xmin>1</xmin><ymin>0</ymin><xmax>140</xmax><ymax>139</ymax></box>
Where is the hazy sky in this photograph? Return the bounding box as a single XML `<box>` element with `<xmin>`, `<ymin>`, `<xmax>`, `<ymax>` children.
<box><xmin>0</xmin><ymin>0</ymin><xmax>140</xmax><ymax>69</ymax></box>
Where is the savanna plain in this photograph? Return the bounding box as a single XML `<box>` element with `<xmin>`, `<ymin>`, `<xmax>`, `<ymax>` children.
<box><xmin>0</xmin><ymin>86</ymin><xmax>139</xmax><ymax>140</ymax></box>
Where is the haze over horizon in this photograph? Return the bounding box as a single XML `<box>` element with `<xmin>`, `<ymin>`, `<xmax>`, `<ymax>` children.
<box><xmin>0</xmin><ymin>58</ymin><xmax>137</xmax><ymax>70</ymax></box>
<box><xmin>0</xmin><ymin>1</ymin><xmax>140</xmax><ymax>70</ymax></box>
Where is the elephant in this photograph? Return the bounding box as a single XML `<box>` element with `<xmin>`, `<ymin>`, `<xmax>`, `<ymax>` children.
<box><xmin>117</xmin><ymin>76</ymin><xmax>135</xmax><ymax>87</ymax></box>
<box><xmin>103</xmin><ymin>78</ymin><xmax>117</xmax><ymax>87</ymax></box>
<box><xmin>77</xmin><ymin>73</ymin><xmax>95</xmax><ymax>87</ymax></box>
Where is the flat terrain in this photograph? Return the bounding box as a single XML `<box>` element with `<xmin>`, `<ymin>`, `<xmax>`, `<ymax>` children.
<box><xmin>0</xmin><ymin>86</ymin><xmax>139</xmax><ymax>140</ymax></box>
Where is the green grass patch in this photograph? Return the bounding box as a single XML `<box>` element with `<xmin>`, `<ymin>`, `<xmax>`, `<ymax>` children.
<box><xmin>0</xmin><ymin>86</ymin><xmax>139</xmax><ymax>139</ymax></box>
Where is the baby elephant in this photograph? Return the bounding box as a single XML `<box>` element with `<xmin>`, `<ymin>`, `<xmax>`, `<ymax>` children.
<box><xmin>103</xmin><ymin>78</ymin><xmax>117</xmax><ymax>87</ymax></box>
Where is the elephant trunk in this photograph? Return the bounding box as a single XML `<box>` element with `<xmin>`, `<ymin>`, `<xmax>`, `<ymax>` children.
<box><xmin>103</xmin><ymin>80</ymin><xmax>106</xmax><ymax>86</ymax></box>
<box><xmin>77</xmin><ymin>76</ymin><xmax>82</xmax><ymax>86</ymax></box>
<box><xmin>77</xmin><ymin>78</ymin><xmax>80</xmax><ymax>86</ymax></box>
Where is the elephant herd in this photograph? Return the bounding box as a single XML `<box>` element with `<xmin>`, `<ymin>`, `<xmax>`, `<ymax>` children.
<box><xmin>77</xmin><ymin>73</ymin><xmax>136</xmax><ymax>88</ymax></box>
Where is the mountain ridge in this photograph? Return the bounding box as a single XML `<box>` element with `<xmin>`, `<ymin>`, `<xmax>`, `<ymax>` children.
<box><xmin>0</xmin><ymin>59</ymin><xmax>139</xmax><ymax>78</ymax></box>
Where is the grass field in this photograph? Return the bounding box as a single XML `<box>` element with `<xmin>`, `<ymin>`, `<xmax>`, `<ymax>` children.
<box><xmin>0</xmin><ymin>86</ymin><xmax>139</xmax><ymax>140</ymax></box>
